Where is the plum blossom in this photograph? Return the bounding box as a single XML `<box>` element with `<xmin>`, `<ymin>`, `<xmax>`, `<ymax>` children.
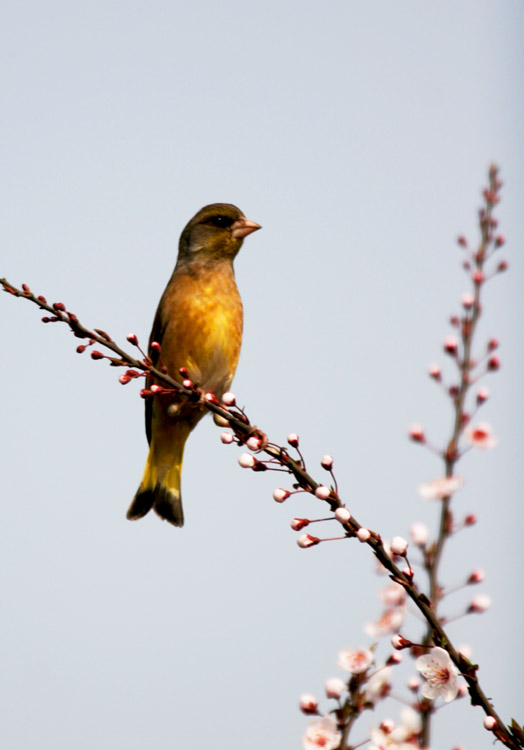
<box><xmin>416</xmin><ymin>647</ymin><xmax>459</xmax><ymax>702</ymax></box>
<box><xmin>466</xmin><ymin>422</ymin><xmax>498</xmax><ymax>449</ymax></box>
<box><xmin>365</xmin><ymin>607</ymin><xmax>406</xmax><ymax>638</ymax></box>
<box><xmin>337</xmin><ymin>647</ymin><xmax>373</xmax><ymax>674</ymax></box>
<box><xmin>364</xmin><ymin>667</ymin><xmax>392</xmax><ymax>704</ymax></box>
<box><xmin>302</xmin><ymin>716</ymin><xmax>341</xmax><ymax>750</ymax></box>
<box><xmin>418</xmin><ymin>476</ymin><xmax>464</xmax><ymax>500</ymax></box>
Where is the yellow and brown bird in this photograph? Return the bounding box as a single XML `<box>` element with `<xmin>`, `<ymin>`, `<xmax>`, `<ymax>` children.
<box><xmin>127</xmin><ymin>203</ymin><xmax>261</xmax><ymax>527</ymax></box>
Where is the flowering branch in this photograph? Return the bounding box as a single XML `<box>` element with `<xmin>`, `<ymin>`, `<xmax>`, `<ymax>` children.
<box><xmin>1</xmin><ymin>165</ymin><xmax>522</xmax><ymax>749</ymax></box>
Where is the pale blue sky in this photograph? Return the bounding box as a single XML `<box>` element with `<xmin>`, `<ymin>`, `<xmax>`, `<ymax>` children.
<box><xmin>1</xmin><ymin>2</ymin><xmax>523</xmax><ymax>748</ymax></box>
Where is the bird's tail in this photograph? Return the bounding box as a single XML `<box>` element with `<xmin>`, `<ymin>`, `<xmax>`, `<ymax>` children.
<box><xmin>127</xmin><ymin>425</ymin><xmax>189</xmax><ymax>527</ymax></box>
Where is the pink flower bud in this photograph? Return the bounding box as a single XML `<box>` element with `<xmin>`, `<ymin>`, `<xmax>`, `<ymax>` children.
<box><xmin>119</xmin><ymin>374</ymin><xmax>131</xmax><ymax>385</ymax></box>
<box><xmin>182</xmin><ymin>379</ymin><xmax>194</xmax><ymax>389</ymax></box>
<box><xmin>484</xmin><ymin>716</ymin><xmax>497</xmax><ymax>731</ymax></box>
<box><xmin>428</xmin><ymin>363</ymin><xmax>441</xmax><ymax>380</ymax></box>
<box><xmin>388</xmin><ymin>652</ymin><xmax>402</xmax><ymax>665</ymax></box>
<box><xmin>325</xmin><ymin>677</ymin><xmax>345</xmax><ymax>700</ymax></box>
<box><xmin>495</xmin><ymin>234</ymin><xmax>505</xmax><ymax>247</ymax></box>
<box><xmin>315</xmin><ymin>485</ymin><xmax>330</xmax><ymax>500</ymax></box>
<box><xmin>472</xmin><ymin>270</ymin><xmax>484</xmax><ymax>284</ymax></box>
<box><xmin>178</xmin><ymin>366</ymin><xmax>189</xmax><ymax>378</ymax></box>
<box><xmin>299</xmin><ymin>694</ymin><xmax>318</xmax><ymax>715</ymax></box>
<box><xmin>127</xmin><ymin>333</ymin><xmax>138</xmax><ymax>345</ymax></box>
<box><xmin>457</xmin><ymin>235</ymin><xmax>467</xmax><ymax>247</ymax></box>
<box><xmin>321</xmin><ymin>454</ymin><xmax>334</xmax><ymax>470</ymax></box>
<box><xmin>467</xmin><ymin>569</ymin><xmax>485</xmax><ymax>584</ymax></box>
<box><xmin>380</xmin><ymin>719</ymin><xmax>395</xmax><ymax>734</ymax></box>
<box><xmin>450</xmin><ymin>315</ymin><xmax>460</xmax><ymax>327</ymax></box>
<box><xmin>238</xmin><ymin>453</ymin><xmax>256</xmax><ymax>469</ymax></box>
<box><xmin>221</xmin><ymin>391</ymin><xmax>236</xmax><ymax>406</ymax></box>
<box><xmin>461</xmin><ymin>292</ymin><xmax>475</xmax><ymax>309</ymax></box>
<box><xmin>357</xmin><ymin>528</ymin><xmax>370</xmax><ymax>542</ymax></box>
<box><xmin>410</xmin><ymin>522</ymin><xmax>429</xmax><ymax>547</ymax></box>
<box><xmin>407</xmin><ymin>676</ymin><xmax>420</xmax><ymax>691</ymax></box>
<box><xmin>221</xmin><ymin>432</ymin><xmax>234</xmax><ymax>445</ymax></box>
<box><xmin>297</xmin><ymin>534</ymin><xmax>320</xmax><ymax>549</ymax></box>
<box><xmin>402</xmin><ymin>566</ymin><xmax>414</xmax><ymax>579</ymax></box>
<box><xmin>287</xmin><ymin>433</ymin><xmax>299</xmax><ymax>447</ymax></box>
<box><xmin>150</xmin><ymin>341</ymin><xmax>161</xmax><ymax>355</ymax></box>
<box><xmin>465</xmin><ymin>513</ymin><xmax>477</xmax><ymax>526</ymax></box>
<box><xmin>443</xmin><ymin>336</ymin><xmax>459</xmax><ymax>355</ymax></box>
<box><xmin>476</xmin><ymin>386</ymin><xmax>490</xmax><ymax>404</ymax></box>
<box><xmin>246</xmin><ymin>436</ymin><xmax>261</xmax><ymax>451</ymax></box>
<box><xmin>497</xmin><ymin>260</ymin><xmax>508</xmax><ymax>272</ymax></box>
<box><xmin>487</xmin><ymin>355</ymin><xmax>500</xmax><ymax>371</ymax></box>
<box><xmin>457</xmin><ymin>685</ymin><xmax>468</xmax><ymax>698</ymax></box>
<box><xmin>52</xmin><ymin>301</ymin><xmax>66</xmax><ymax>312</ymax></box>
<box><xmin>273</xmin><ymin>488</ymin><xmax>290</xmax><ymax>503</ymax></box>
<box><xmin>140</xmin><ymin>389</ymin><xmax>152</xmax><ymax>398</ymax></box>
<box><xmin>408</xmin><ymin>424</ymin><xmax>425</xmax><ymax>443</ymax></box>
<box><xmin>37</xmin><ymin>295</ymin><xmax>47</xmax><ymax>303</ymax></box>
<box><xmin>487</xmin><ymin>338</ymin><xmax>499</xmax><ymax>351</ymax></box>
<box><xmin>335</xmin><ymin>507</ymin><xmax>351</xmax><ymax>524</ymax></box>
<box><xmin>390</xmin><ymin>536</ymin><xmax>408</xmax><ymax>556</ymax></box>
<box><xmin>91</xmin><ymin>350</ymin><xmax>104</xmax><ymax>360</ymax></box>
<box><xmin>391</xmin><ymin>634</ymin><xmax>411</xmax><ymax>650</ymax></box>
<box><xmin>468</xmin><ymin>594</ymin><xmax>491</xmax><ymax>613</ymax></box>
<box><xmin>150</xmin><ymin>384</ymin><xmax>163</xmax><ymax>394</ymax></box>
<box><xmin>76</xmin><ymin>345</ymin><xmax>86</xmax><ymax>354</ymax></box>
<box><xmin>204</xmin><ymin>392</ymin><xmax>220</xmax><ymax>405</ymax></box>
<box><xmin>291</xmin><ymin>518</ymin><xmax>309</xmax><ymax>531</ymax></box>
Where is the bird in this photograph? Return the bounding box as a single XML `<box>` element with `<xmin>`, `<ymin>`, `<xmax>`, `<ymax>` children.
<box><xmin>127</xmin><ymin>203</ymin><xmax>261</xmax><ymax>527</ymax></box>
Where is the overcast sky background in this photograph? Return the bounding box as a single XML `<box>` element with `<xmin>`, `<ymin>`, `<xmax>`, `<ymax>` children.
<box><xmin>1</xmin><ymin>2</ymin><xmax>523</xmax><ymax>749</ymax></box>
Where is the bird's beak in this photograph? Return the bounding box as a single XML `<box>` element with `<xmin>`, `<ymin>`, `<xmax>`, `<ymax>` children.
<box><xmin>231</xmin><ymin>217</ymin><xmax>262</xmax><ymax>239</ymax></box>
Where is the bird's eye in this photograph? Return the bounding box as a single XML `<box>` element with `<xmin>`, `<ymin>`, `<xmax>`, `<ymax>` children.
<box><xmin>208</xmin><ymin>215</ymin><xmax>234</xmax><ymax>228</ymax></box>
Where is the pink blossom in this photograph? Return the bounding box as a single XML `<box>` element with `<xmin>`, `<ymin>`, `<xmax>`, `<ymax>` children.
<box><xmin>365</xmin><ymin>608</ymin><xmax>406</xmax><ymax>638</ymax></box>
<box><xmin>221</xmin><ymin>432</ymin><xmax>234</xmax><ymax>444</ymax></box>
<box><xmin>468</xmin><ymin>593</ymin><xmax>491</xmax><ymax>613</ymax></box>
<box><xmin>357</xmin><ymin>528</ymin><xmax>371</xmax><ymax>542</ymax></box>
<box><xmin>391</xmin><ymin>634</ymin><xmax>411</xmax><ymax>650</ymax></box>
<box><xmin>297</xmin><ymin>534</ymin><xmax>320</xmax><ymax>549</ymax></box>
<box><xmin>337</xmin><ymin>647</ymin><xmax>373</xmax><ymax>674</ymax></box>
<box><xmin>408</xmin><ymin>423</ymin><xmax>425</xmax><ymax>443</ymax></box>
<box><xmin>335</xmin><ymin>507</ymin><xmax>351</xmax><ymax>524</ymax></box>
<box><xmin>302</xmin><ymin>716</ymin><xmax>341</xmax><ymax>750</ymax></box>
<box><xmin>467</xmin><ymin>569</ymin><xmax>485</xmax><ymax>584</ymax></box>
<box><xmin>238</xmin><ymin>453</ymin><xmax>255</xmax><ymax>468</ymax></box>
<box><xmin>443</xmin><ymin>335</ymin><xmax>459</xmax><ymax>355</ymax></box>
<box><xmin>461</xmin><ymin>292</ymin><xmax>475</xmax><ymax>308</ymax></box>
<box><xmin>299</xmin><ymin>694</ymin><xmax>318</xmax><ymax>715</ymax></box>
<box><xmin>291</xmin><ymin>518</ymin><xmax>310</xmax><ymax>531</ymax></box>
<box><xmin>410</xmin><ymin>522</ymin><xmax>429</xmax><ymax>547</ymax></box>
<box><xmin>315</xmin><ymin>485</ymin><xmax>331</xmax><ymax>500</ymax></box>
<box><xmin>418</xmin><ymin>475</ymin><xmax>464</xmax><ymax>500</ymax></box>
<box><xmin>364</xmin><ymin>667</ymin><xmax>392</xmax><ymax>704</ymax></box>
<box><xmin>476</xmin><ymin>386</ymin><xmax>490</xmax><ymax>403</ymax></box>
<box><xmin>325</xmin><ymin>677</ymin><xmax>345</xmax><ymax>700</ymax></box>
<box><xmin>379</xmin><ymin>583</ymin><xmax>406</xmax><ymax>608</ymax></box>
<box><xmin>465</xmin><ymin>423</ymin><xmax>498</xmax><ymax>450</ymax></box>
<box><xmin>428</xmin><ymin>362</ymin><xmax>441</xmax><ymax>380</ymax></box>
<box><xmin>273</xmin><ymin>488</ymin><xmax>289</xmax><ymax>503</ymax></box>
<box><xmin>390</xmin><ymin>536</ymin><xmax>408</xmax><ymax>556</ymax></box>
<box><xmin>416</xmin><ymin>647</ymin><xmax>459</xmax><ymax>702</ymax></box>
<box><xmin>321</xmin><ymin>454</ymin><xmax>334</xmax><ymax>470</ymax></box>
<box><xmin>484</xmin><ymin>716</ymin><xmax>497</xmax><ymax>731</ymax></box>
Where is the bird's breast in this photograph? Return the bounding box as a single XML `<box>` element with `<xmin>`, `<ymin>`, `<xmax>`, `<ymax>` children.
<box><xmin>160</xmin><ymin>264</ymin><xmax>243</xmax><ymax>396</ymax></box>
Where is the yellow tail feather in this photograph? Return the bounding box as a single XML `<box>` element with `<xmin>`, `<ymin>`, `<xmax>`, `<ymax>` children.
<box><xmin>127</xmin><ymin>425</ymin><xmax>189</xmax><ymax>527</ymax></box>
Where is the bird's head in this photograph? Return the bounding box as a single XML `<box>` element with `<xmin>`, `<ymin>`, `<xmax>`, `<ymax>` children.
<box><xmin>177</xmin><ymin>203</ymin><xmax>261</xmax><ymax>266</ymax></box>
